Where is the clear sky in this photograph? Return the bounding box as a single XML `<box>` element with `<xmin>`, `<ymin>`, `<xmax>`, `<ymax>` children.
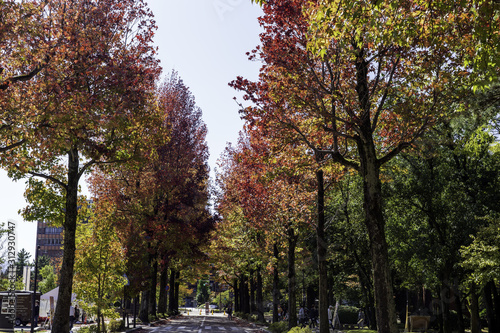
<box><xmin>0</xmin><ymin>0</ymin><xmax>263</xmax><ymax>260</ymax></box>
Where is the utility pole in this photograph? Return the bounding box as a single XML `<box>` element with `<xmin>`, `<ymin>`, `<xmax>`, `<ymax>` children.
<box><xmin>31</xmin><ymin>244</ymin><xmax>40</xmax><ymax>333</ymax></box>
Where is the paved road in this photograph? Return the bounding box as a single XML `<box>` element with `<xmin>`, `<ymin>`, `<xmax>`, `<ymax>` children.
<box><xmin>147</xmin><ymin>314</ymin><xmax>267</xmax><ymax>333</ymax></box>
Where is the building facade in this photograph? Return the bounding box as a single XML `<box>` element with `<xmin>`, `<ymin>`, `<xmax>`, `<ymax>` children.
<box><xmin>36</xmin><ymin>221</ymin><xmax>64</xmax><ymax>259</ymax></box>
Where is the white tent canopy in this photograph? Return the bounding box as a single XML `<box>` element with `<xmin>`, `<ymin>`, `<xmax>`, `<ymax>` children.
<box><xmin>39</xmin><ymin>287</ymin><xmax>77</xmax><ymax>318</ymax></box>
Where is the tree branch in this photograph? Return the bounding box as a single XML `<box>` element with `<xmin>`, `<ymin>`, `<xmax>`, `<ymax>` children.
<box><xmin>16</xmin><ymin>166</ymin><xmax>69</xmax><ymax>190</ymax></box>
<box><xmin>0</xmin><ymin>139</ymin><xmax>26</xmax><ymax>153</ymax></box>
<box><xmin>372</xmin><ymin>56</ymin><xmax>400</xmax><ymax>132</ymax></box>
<box><xmin>377</xmin><ymin>117</ymin><xmax>430</xmax><ymax>166</ymax></box>
<box><xmin>0</xmin><ymin>63</ymin><xmax>45</xmax><ymax>90</ymax></box>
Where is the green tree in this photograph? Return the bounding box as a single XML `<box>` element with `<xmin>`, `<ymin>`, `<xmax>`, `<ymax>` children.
<box><xmin>16</xmin><ymin>248</ymin><xmax>31</xmax><ymax>279</ymax></box>
<box><xmin>196</xmin><ymin>280</ymin><xmax>210</xmax><ymax>305</ymax></box>
<box><xmin>38</xmin><ymin>264</ymin><xmax>57</xmax><ymax>294</ymax></box>
<box><xmin>384</xmin><ymin>122</ymin><xmax>500</xmax><ymax>332</ymax></box>
<box><xmin>73</xmin><ymin>213</ymin><xmax>127</xmax><ymax>333</ymax></box>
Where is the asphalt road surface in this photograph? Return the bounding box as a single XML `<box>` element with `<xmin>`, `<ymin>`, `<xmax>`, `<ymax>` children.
<box><xmin>146</xmin><ymin>313</ymin><xmax>267</xmax><ymax>333</ymax></box>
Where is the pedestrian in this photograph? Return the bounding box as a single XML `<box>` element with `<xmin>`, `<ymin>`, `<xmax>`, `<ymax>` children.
<box><xmin>278</xmin><ymin>305</ymin><xmax>283</xmax><ymax>321</ymax></box>
<box><xmin>75</xmin><ymin>306</ymin><xmax>80</xmax><ymax>323</ymax></box>
<box><xmin>357</xmin><ymin>309</ymin><xmax>365</xmax><ymax>328</ymax></box>
<box><xmin>298</xmin><ymin>304</ymin><xmax>306</xmax><ymax>328</ymax></box>
<box><xmin>34</xmin><ymin>301</ymin><xmax>40</xmax><ymax>327</ymax></box>
<box><xmin>328</xmin><ymin>305</ymin><xmax>335</xmax><ymax>331</ymax></box>
<box><xmin>227</xmin><ymin>304</ymin><xmax>233</xmax><ymax>320</ymax></box>
<box><xmin>309</xmin><ymin>305</ymin><xmax>318</xmax><ymax>328</ymax></box>
<box><xmin>69</xmin><ymin>306</ymin><xmax>75</xmax><ymax>331</ymax></box>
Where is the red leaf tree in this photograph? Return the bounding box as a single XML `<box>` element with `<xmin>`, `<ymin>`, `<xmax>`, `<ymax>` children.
<box><xmin>233</xmin><ymin>1</ymin><xmax>473</xmax><ymax>332</ymax></box>
<box><xmin>89</xmin><ymin>71</ymin><xmax>212</xmax><ymax>320</ymax></box>
<box><xmin>1</xmin><ymin>1</ymin><xmax>161</xmax><ymax>331</ymax></box>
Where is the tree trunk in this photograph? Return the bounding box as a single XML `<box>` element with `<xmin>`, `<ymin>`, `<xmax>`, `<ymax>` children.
<box><xmin>453</xmin><ymin>281</ymin><xmax>465</xmax><ymax>333</ymax></box>
<box><xmin>355</xmin><ymin>46</ymin><xmax>398</xmax><ymax>333</ymax></box>
<box><xmin>357</xmin><ymin>260</ymin><xmax>376</xmax><ymax>330</ymax></box>
<box><xmin>287</xmin><ymin>226</ymin><xmax>298</xmax><ymax>330</ymax></box>
<box><xmin>469</xmin><ymin>286</ymin><xmax>481</xmax><ymax>333</ymax></box>
<box><xmin>492</xmin><ymin>280</ymin><xmax>500</xmax><ymax>329</ymax></box>
<box><xmin>250</xmin><ymin>270</ymin><xmax>256</xmax><ymax>313</ymax></box>
<box><xmin>139</xmin><ymin>246</ymin><xmax>155</xmax><ymax>322</ymax></box>
<box><xmin>272</xmin><ymin>243</ymin><xmax>280</xmax><ymax>323</ymax></box>
<box><xmin>240</xmin><ymin>274</ymin><xmax>250</xmax><ymax>314</ymax></box>
<box><xmin>174</xmin><ymin>270</ymin><xmax>180</xmax><ymax>312</ymax></box>
<box><xmin>133</xmin><ymin>296</ymin><xmax>139</xmax><ymax>328</ymax></box>
<box><xmin>100</xmin><ymin>313</ymin><xmax>106</xmax><ymax>333</ymax></box>
<box><xmin>158</xmin><ymin>263</ymin><xmax>169</xmax><ymax>314</ymax></box>
<box><xmin>256</xmin><ymin>268</ymin><xmax>265</xmax><ymax>322</ymax></box>
<box><xmin>440</xmin><ymin>278</ymin><xmax>452</xmax><ymax>333</ymax></box>
<box><xmin>139</xmin><ymin>289</ymin><xmax>150</xmax><ymax>323</ymax></box>
<box><xmin>307</xmin><ymin>285</ymin><xmax>315</xmax><ymax>311</ymax></box>
<box><xmin>148</xmin><ymin>256</ymin><xmax>158</xmax><ymax>319</ymax></box>
<box><xmin>357</xmin><ymin>133</ymin><xmax>398</xmax><ymax>333</ymax></box>
<box><xmin>52</xmin><ymin>147</ymin><xmax>80</xmax><ymax>333</ymax></box>
<box><xmin>316</xmin><ymin>170</ymin><xmax>329</xmax><ymax>333</ymax></box>
<box><xmin>234</xmin><ymin>278</ymin><xmax>239</xmax><ymax>312</ymax></box>
<box><xmin>168</xmin><ymin>268</ymin><xmax>176</xmax><ymax>314</ymax></box>
<box><xmin>97</xmin><ymin>306</ymin><xmax>102</xmax><ymax>333</ymax></box>
<box><xmin>483</xmin><ymin>280</ymin><xmax>498</xmax><ymax>333</ymax></box>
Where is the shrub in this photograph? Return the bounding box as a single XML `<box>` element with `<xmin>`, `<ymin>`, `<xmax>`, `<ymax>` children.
<box><xmin>78</xmin><ymin>324</ymin><xmax>98</xmax><ymax>333</ymax></box>
<box><xmin>108</xmin><ymin>319</ymin><xmax>124</xmax><ymax>332</ymax></box>
<box><xmin>338</xmin><ymin>305</ymin><xmax>359</xmax><ymax>324</ymax></box>
<box><xmin>234</xmin><ymin>311</ymin><xmax>249</xmax><ymax>320</ymax></box>
<box><xmin>267</xmin><ymin>321</ymin><xmax>288</xmax><ymax>333</ymax></box>
<box><xmin>287</xmin><ymin>327</ymin><xmax>313</xmax><ymax>333</ymax></box>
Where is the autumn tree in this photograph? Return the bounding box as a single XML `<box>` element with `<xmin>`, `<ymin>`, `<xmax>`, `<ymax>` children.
<box><xmin>214</xmin><ymin>127</ymin><xmax>318</xmax><ymax>327</ymax></box>
<box><xmin>0</xmin><ymin>0</ymin><xmax>50</xmax><ymax>90</ymax></box>
<box><xmin>0</xmin><ymin>0</ymin><xmax>62</xmax><ymax>155</ymax></box>
<box><xmin>0</xmin><ymin>0</ymin><xmax>161</xmax><ymax>332</ymax></box>
<box><xmin>234</xmin><ymin>1</ymin><xmax>498</xmax><ymax>332</ymax></box>
<box><xmin>89</xmin><ymin>71</ymin><xmax>212</xmax><ymax>321</ymax></box>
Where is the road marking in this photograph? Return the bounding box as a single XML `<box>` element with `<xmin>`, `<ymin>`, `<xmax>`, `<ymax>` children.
<box><xmin>198</xmin><ymin>316</ymin><xmax>205</xmax><ymax>333</ymax></box>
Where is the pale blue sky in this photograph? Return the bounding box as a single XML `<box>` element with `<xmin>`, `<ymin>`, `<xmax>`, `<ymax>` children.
<box><xmin>0</xmin><ymin>0</ymin><xmax>263</xmax><ymax>259</ymax></box>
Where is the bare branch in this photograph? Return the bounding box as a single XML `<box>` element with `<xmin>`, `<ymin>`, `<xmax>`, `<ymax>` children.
<box><xmin>372</xmin><ymin>55</ymin><xmax>400</xmax><ymax>131</ymax></box>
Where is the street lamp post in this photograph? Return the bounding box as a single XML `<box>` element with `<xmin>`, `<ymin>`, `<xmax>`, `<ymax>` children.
<box><xmin>31</xmin><ymin>245</ymin><xmax>40</xmax><ymax>333</ymax></box>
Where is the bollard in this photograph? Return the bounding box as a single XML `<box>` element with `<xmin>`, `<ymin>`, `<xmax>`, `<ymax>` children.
<box><xmin>200</xmin><ymin>309</ymin><xmax>202</xmax><ymax>315</ymax></box>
